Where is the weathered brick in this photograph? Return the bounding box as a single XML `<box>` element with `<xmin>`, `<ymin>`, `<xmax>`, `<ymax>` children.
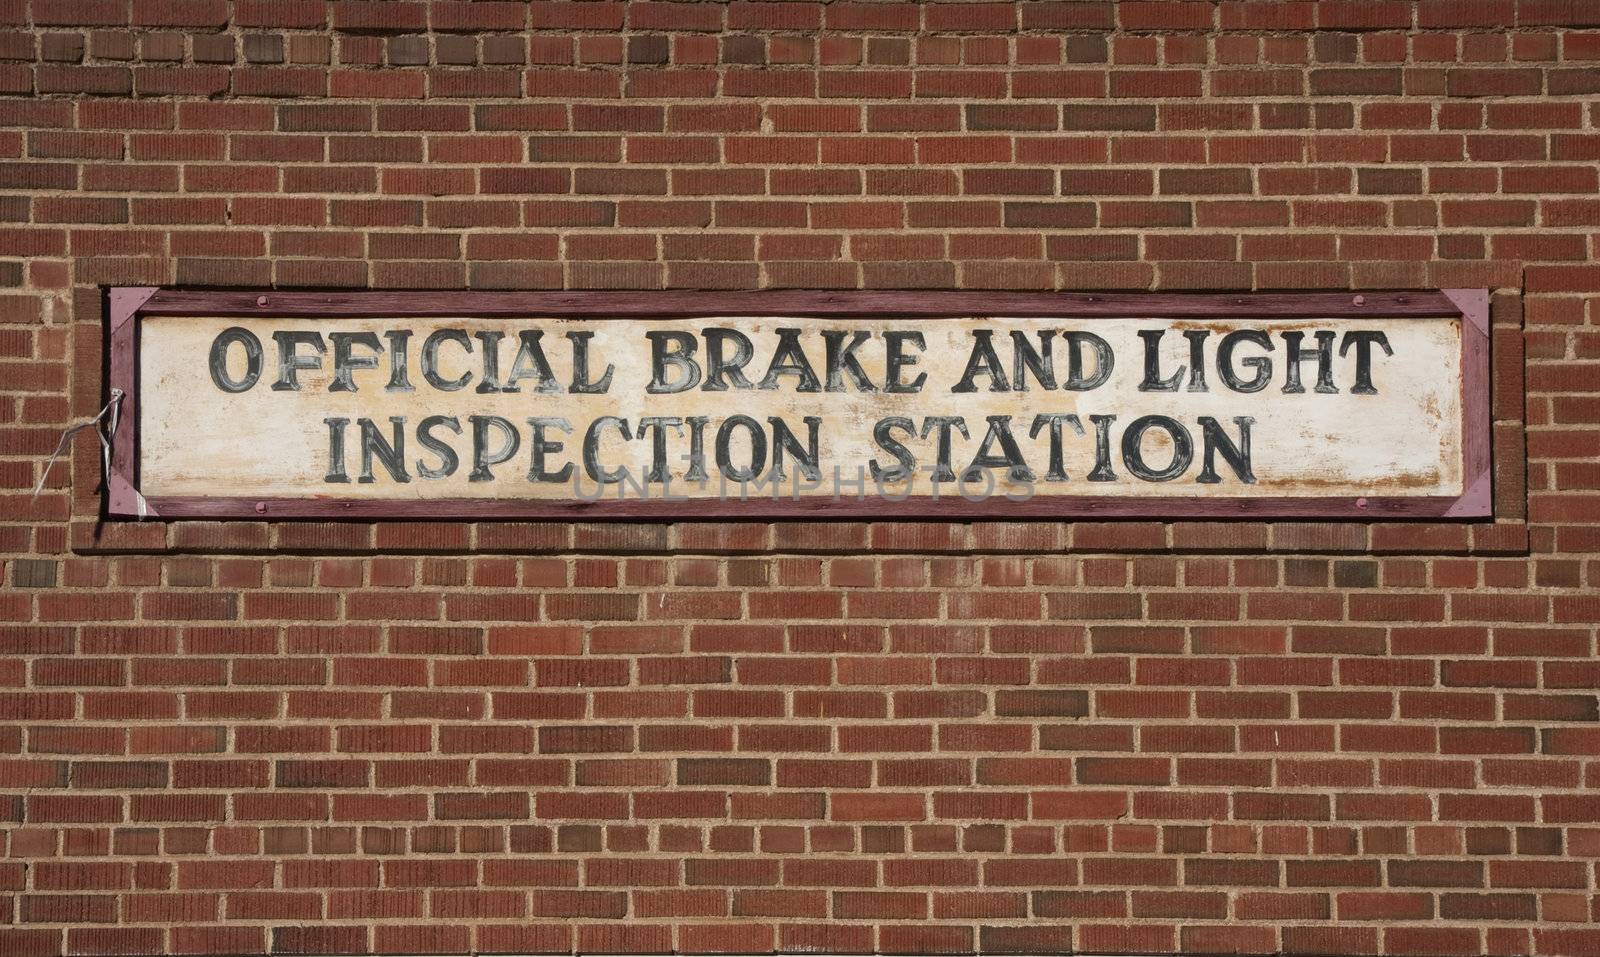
<box><xmin>0</xmin><ymin>2</ymin><xmax>1587</xmax><ymax>949</ymax></box>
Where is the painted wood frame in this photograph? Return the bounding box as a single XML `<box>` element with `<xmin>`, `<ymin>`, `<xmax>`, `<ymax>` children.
<box><xmin>106</xmin><ymin>288</ymin><xmax>1491</xmax><ymax>522</ymax></box>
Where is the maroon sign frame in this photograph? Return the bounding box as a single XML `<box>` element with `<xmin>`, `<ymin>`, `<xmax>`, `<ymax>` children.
<box><xmin>106</xmin><ymin>288</ymin><xmax>1490</xmax><ymax>522</ymax></box>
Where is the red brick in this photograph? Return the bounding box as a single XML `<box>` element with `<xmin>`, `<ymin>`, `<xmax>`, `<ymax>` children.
<box><xmin>0</xmin><ymin>3</ymin><xmax>1585</xmax><ymax>946</ymax></box>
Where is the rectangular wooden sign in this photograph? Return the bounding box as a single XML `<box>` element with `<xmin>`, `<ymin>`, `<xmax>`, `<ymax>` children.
<box><xmin>107</xmin><ymin>289</ymin><xmax>1489</xmax><ymax>520</ymax></box>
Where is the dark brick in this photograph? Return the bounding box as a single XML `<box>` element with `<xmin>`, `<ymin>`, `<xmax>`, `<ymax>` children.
<box><xmin>11</xmin><ymin>559</ymin><xmax>57</xmax><ymax>587</ymax></box>
<box><xmin>1063</xmin><ymin>104</ymin><xmax>1156</xmax><ymax>131</ymax></box>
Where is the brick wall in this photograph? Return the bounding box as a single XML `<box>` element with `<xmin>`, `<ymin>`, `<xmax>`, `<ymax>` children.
<box><xmin>2</xmin><ymin>1</ymin><xmax>1599</xmax><ymax>955</ymax></box>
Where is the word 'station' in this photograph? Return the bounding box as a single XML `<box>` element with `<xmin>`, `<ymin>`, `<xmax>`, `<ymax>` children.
<box><xmin>132</xmin><ymin>309</ymin><xmax>1471</xmax><ymax>515</ymax></box>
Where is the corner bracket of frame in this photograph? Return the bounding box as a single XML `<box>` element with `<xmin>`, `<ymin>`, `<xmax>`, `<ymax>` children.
<box><xmin>1442</xmin><ymin>288</ymin><xmax>1489</xmax><ymax>338</ymax></box>
<box><xmin>107</xmin><ymin>473</ymin><xmax>158</xmax><ymax>519</ymax></box>
<box><xmin>109</xmin><ymin>286</ymin><xmax>158</xmax><ymax>333</ymax></box>
<box><xmin>1444</xmin><ymin>473</ymin><xmax>1492</xmax><ymax>519</ymax></box>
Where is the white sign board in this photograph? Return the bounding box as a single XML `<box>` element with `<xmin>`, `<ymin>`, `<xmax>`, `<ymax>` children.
<box><xmin>107</xmin><ymin>290</ymin><xmax>1490</xmax><ymax>520</ymax></box>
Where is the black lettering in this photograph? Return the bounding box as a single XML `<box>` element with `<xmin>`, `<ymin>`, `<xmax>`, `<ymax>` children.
<box><xmin>703</xmin><ymin>328</ymin><xmax>754</xmax><ymax>391</ymax></box>
<box><xmin>884</xmin><ymin>331</ymin><xmax>928</xmax><ymax>393</ymax></box>
<box><xmin>870</xmin><ymin>416</ymin><xmax>916</xmax><ymax>481</ymax></box>
<box><xmin>1281</xmin><ymin>330</ymin><xmax>1338</xmax><ymax>394</ymax></box>
<box><xmin>416</xmin><ymin>415</ymin><xmax>461</xmax><ymax>479</ymax></box>
<box><xmin>208</xmin><ymin>326</ymin><xmax>262</xmax><ymax>394</ymax></box>
<box><xmin>823</xmin><ymin>330</ymin><xmax>876</xmax><ymax>393</ymax></box>
<box><xmin>684</xmin><ymin>415</ymin><xmax>709</xmax><ymax>482</ymax></box>
<box><xmin>646</xmin><ymin>331</ymin><xmax>701</xmax><ymax>394</ymax></box>
<box><xmin>716</xmin><ymin>414</ymin><xmax>767</xmax><ymax>482</ymax></box>
<box><xmin>637</xmin><ymin>416</ymin><xmax>683</xmax><ymax>482</ymax></box>
<box><xmin>1122</xmin><ymin>414</ymin><xmax>1193</xmax><ymax>482</ymax></box>
<box><xmin>358</xmin><ymin>416</ymin><xmax>410</xmax><ymax>484</ymax></box>
<box><xmin>469</xmin><ymin>414</ymin><xmax>520</xmax><ymax>482</ymax></box>
<box><xmin>1086</xmin><ymin>414</ymin><xmax>1117</xmax><ymax>482</ymax></box>
<box><xmin>527</xmin><ymin>417</ymin><xmax>573</xmax><ymax>483</ymax></box>
<box><xmin>272</xmin><ymin>330</ymin><xmax>325</xmax><ymax>391</ymax></box>
<box><xmin>567</xmin><ymin>330</ymin><xmax>614</xmax><ymax>394</ymax></box>
<box><xmin>1217</xmin><ymin>329</ymin><xmax>1273</xmax><ymax>393</ymax></box>
<box><xmin>1197</xmin><ymin>415</ymin><xmax>1255</xmax><ymax>484</ymax></box>
<box><xmin>1062</xmin><ymin>332</ymin><xmax>1114</xmax><ymax>391</ymax></box>
<box><xmin>323</xmin><ymin>417</ymin><xmax>350</xmax><ymax>483</ymax></box>
<box><xmin>758</xmin><ymin>328</ymin><xmax>821</xmax><ymax>392</ymax></box>
<box><xmin>952</xmin><ymin>330</ymin><xmax>1009</xmax><ymax>393</ymax></box>
<box><xmin>1184</xmin><ymin>330</ymin><xmax>1209</xmax><ymax>392</ymax></box>
<box><xmin>330</xmin><ymin>331</ymin><xmax>383</xmax><ymax>393</ymax></box>
<box><xmin>1029</xmin><ymin>413</ymin><xmax>1085</xmax><ymax>482</ymax></box>
<box><xmin>967</xmin><ymin>415</ymin><xmax>1033</xmax><ymax>482</ymax></box>
<box><xmin>1137</xmin><ymin>329</ymin><xmax>1183</xmax><ymax>392</ymax></box>
<box><xmin>769</xmin><ymin>415</ymin><xmax>821</xmax><ymax>481</ymax></box>
<box><xmin>422</xmin><ymin>329</ymin><xmax>472</xmax><ymax>392</ymax></box>
<box><xmin>582</xmin><ymin>415</ymin><xmax>631</xmax><ymax>483</ymax></box>
<box><xmin>920</xmin><ymin>416</ymin><xmax>969</xmax><ymax>483</ymax></box>
<box><xmin>384</xmin><ymin>330</ymin><xmax>413</xmax><ymax>392</ymax></box>
<box><xmin>474</xmin><ymin>330</ymin><xmax>507</xmax><ymax>394</ymax></box>
<box><xmin>1340</xmin><ymin>331</ymin><xmax>1393</xmax><ymax>395</ymax></box>
<box><xmin>504</xmin><ymin>330</ymin><xmax>560</xmax><ymax>394</ymax></box>
<box><xmin>1010</xmin><ymin>331</ymin><xmax>1056</xmax><ymax>392</ymax></box>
